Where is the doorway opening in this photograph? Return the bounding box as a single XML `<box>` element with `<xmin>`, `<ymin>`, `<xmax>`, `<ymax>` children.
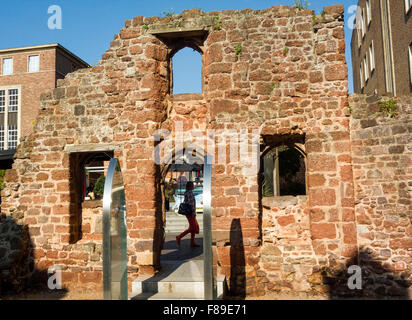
<box><xmin>161</xmin><ymin>151</ymin><xmax>204</xmax><ymax>264</ymax></box>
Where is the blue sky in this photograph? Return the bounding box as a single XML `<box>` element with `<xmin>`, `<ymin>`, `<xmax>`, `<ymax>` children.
<box><xmin>0</xmin><ymin>0</ymin><xmax>357</xmax><ymax>93</ymax></box>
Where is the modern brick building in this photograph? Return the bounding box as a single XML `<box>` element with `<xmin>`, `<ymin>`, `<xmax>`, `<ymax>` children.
<box><xmin>0</xmin><ymin>44</ymin><xmax>88</xmax><ymax>168</ymax></box>
<box><xmin>351</xmin><ymin>0</ymin><xmax>412</xmax><ymax>95</ymax></box>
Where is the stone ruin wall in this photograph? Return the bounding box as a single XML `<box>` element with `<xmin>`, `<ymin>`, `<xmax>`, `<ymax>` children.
<box><xmin>348</xmin><ymin>95</ymin><xmax>411</xmax><ymax>298</ymax></box>
<box><xmin>0</xmin><ymin>5</ymin><xmax>410</xmax><ymax>298</ymax></box>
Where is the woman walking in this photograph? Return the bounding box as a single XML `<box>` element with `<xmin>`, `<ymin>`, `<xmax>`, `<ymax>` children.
<box><xmin>176</xmin><ymin>181</ymin><xmax>200</xmax><ymax>247</ymax></box>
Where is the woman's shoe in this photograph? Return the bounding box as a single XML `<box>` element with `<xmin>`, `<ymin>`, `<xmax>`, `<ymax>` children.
<box><xmin>191</xmin><ymin>243</ymin><xmax>200</xmax><ymax>247</ymax></box>
<box><xmin>176</xmin><ymin>236</ymin><xmax>181</xmax><ymax>247</ymax></box>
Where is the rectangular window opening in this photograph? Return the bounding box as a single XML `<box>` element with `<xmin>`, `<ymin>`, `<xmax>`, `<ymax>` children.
<box><xmin>409</xmin><ymin>42</ymin><xmax>412</xmax><ymax>87</ymax></box>
<box><xmin>2</xmin><ymin>58</ymin><xmax>13</xmax><ymax>75</ymax></box>
<box><xmin>0</xmin><ymin>126</ymin><xmax>4</xmax><ymax>151</ymax></box>
<box><xmin>360</xmin><ymin>63</ymin><xmax>364</xmax><ymax>89</ymax></box>
<box><xmin>0</xmin><ymin>90</ymin><xmax>5</xmax><ymax>113</ymax></box>
<box><xmin>364</xmin><ymin>56</ymin><xmax>369</xmax><ymax>82</ymax></box>
<box><xmin>28</xmin><ymin>55</ymin><xmax>39</xmax><ymax>72</ymax></box>
<box><xmin>361</xmin><ymin>8</ymin><xmax>366</xmax><ymax>39</ymax></box>
<box><xmin>406</xmin><ymin>0</ymin><xmax>412</xmax><ymax>14</ymax></box>
<box><xmin>69</xmin><ymin>151</ymin><xmax>114</xmax><ymax>243</ymax></box>
<box><xmin>366</xmin><ymin>0</ymin><xmax>372</xmax><ymax>25</ymax></box>
<box><xmin>7</xmin><ymin>125</ymin><xmax>18</xmax><ymax>149</ymax></box>
<box><xmin>369</xmin><ymin>41</ymin><xmax>375</xmax><ymax>72</ymax></box>
<box><xmin>8</xmin><ymin>89</ymin><xmax>18</xmax><ymax>112</ymax></box>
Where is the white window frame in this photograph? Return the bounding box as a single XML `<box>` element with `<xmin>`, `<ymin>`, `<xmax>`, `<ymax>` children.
<box><xmin>28</xmin><ymin>55</ymin><xmax>40</xmax><ymax>73</ymax></box>
<box><xmin>406</xmin><ymin>0</ymin><xmax>412</xmax><ymax>14</ymax></box>
<box><xmin>0</xmin><ymin>126</ymin><xmax>4</xmax><ymax>151</ymax></box>
<box><xmin>2</xmin><ymin>57</ymin><xmax>13</xmax><ymax>75</ymax></box>
<box><xmin>409</xmin><ymin>42</ymin><xmax>412</xmax><ymax>86</ymax></box>
<box><xmin>355</xmin><ymin>7</ymin><xmax>362</xmax><ymax>48</ymax></box>
<box><xmin>0</xmin><ymin>90</ymin><xmax>5</xmax><ymax>113</ymax></box>
<box><xmin>0</xmin><ymin>85</ymin><xmax>21</xmax><ymax>150</ymax></box>
<box><xmin>369</xmin><ymin>41</ymin><xmax>375</xmax><ymax>72</ymax></box>
<box><xmin>361</xmin><ymin>8</ymin><xmax>366</xmax><ymax>39</ymax></box>
<box><xmin>360</xmin><ymin>63</ymin><xmax>365</xmax><ymax>89</ymax></box>
<box><xmin>364</xmin><ymin>56</ymin><xmax>369</xmax><ymax>81</ymax></box>
<box><xmin>356</xmin><ymin>17</ymin><xmax>362</xmax><ymax>48</ymax></box>
<box><xmin>366</xmin><ymin>0</ymin><xmax>372</xmax><ymax>25</ymax></box>
<box><xmin>7</xmin><ymin>125</ymin><xmax>18</xmax><ymax>150</ymax></box>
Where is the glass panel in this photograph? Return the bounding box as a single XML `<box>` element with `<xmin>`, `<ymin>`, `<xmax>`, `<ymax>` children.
<box><xmin>203</xmin><ymin>155</ymin><xmax>217</xmax><ymax>299</ymax></box>
<box><xmin>29</xmin><ymin>55</ymin><xmax>39</xmax><ymax>72</ymax></box>
<box><xmin>0</xmin><ymin>90</ymin><xmax>5</xmax><ymax>113</ymax></box>
<box><xmin>7</xmin><ymin>125</ymin><xmax>18</xmax><ymax>149</ymax></box>
<box><xmin>8</xmin><ymin>89</ymin><xmax>18</xmax><ymax>112</ymax></box>
<box><xmin>2</xmin><ymin>58</ymin><xmax>13</xmax><ymax>75</ymax></box>
<box><xmin>103</xmin><ymin>158</ymin><xmax>127</xmax><ymax>300</ymax></box>
<box><xmin>0</xmin><ymin>126</ymin><xmax>4</xmax><ymax>150</ymax></box>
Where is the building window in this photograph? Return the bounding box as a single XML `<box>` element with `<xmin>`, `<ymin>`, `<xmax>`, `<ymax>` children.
<box><xmin>260</xmin><ymin>136</ymin><xmax>306</xmax><ymax>197</ymax></box>
<box><xmin>28</xmin><ymin>55</ymin><xmax>39</xmax><ymax>72</ymax></box>
<box><xmin>0</xmin><ymin>126</ymin><xmax>4</xmax><ymax>150</ymax></box>
<box><xmin>2</xmin><ymin>58</ymin><xmax>13</xmax><ymax>75</ymax></box>
<box><xmin>366</xmin><ymin>0</ymin><xmax>372</xmax><ymax>25</ymax></box>
<box><xmin>369</xmin><ymin>41</ymin><xmax>375</xmax><ymax>72</ymax></box>
<box><xmin>0</xmin><ymin>86</ymin><xmax>20</xmax><ymax>150</ymax></box>
<box><xmin>409</xmin><ymin>42</ymin><xmax>412</xmax><ymax>86</ymax></box>
<box><xmin>8</xmin><ymin>89</ymin><xmax>18</xmax><ymax>112</ymax></box>
<box><xmin>406</xmin><ymin>0</ymin><xmax>412</xmax><ymax>13</ymax></box>
<box><xmin>364</xmin><ymin>56</ymin><xmax>369</xmax><ymax>81</ymax></box>
<box><xmin>360</xmin><ymin>63</ymin><xmax>364</xmax><ymax>89</ymax></box>
<box><xmin>361</xmin><ymin>8</ymin><xmax>366</xmax><ymax>39</ymax></box>
<box><xmin>8</xmin><ymin>125</ymin><xmax>18</xmax><ymax>149</ymax></box>
<box><xmin>0</xmin><ymin>90</ymin><xmax>5</xmax><ymax>112</ymax></box>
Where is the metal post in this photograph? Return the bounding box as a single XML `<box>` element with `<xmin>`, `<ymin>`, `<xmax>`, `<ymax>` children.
<box><xmin>203</xmin><ymin>155</ymin><xmax>216</xmax><ymax>300</ymax></box>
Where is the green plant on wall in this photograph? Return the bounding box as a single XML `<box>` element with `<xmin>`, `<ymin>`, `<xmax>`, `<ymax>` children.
<box><xmin>142</xmin><ymin>24</ymin><xmax>149</xmax><ymax>30</ymax></box>
<box><xmin>234</xmin><ymin>45</ymin><xmax>243</xmax><ymax>61</ymax></box>
<box><xmin>293</xmin><ymin>0</ymin><xmax>310</xmax><ymax>10</ymax></box>
<box><xmin>93</xmin><ymin>175</ymin><xmax>106</xmax><ymax>198</ymax></box>
<box><xmin>271</xmin><ymin>81</ymin><xmax>280</xmax><ymax>94</ymax></box>
<box><xmin>213</xmin><ymin>16</ymin><xmax>223</xmax><ymax>30</ymax></box>
<box><xmin>379</xmin><ymin>99</ymin><xmax>398</xmax><ymax>118</ymax></box>
<box><xmin>312</xmin><ymin>14</ymin><xmax>318</xmax><ymax>25</ymax></box>
<box><xmin>0</xmin><ymin>169</ymin><xmax>5</xmax><ymax>191</ymax></box>
<box><xmin>162</xmin><ymin>8</ymin><xmax>176</xmax><ymax>17</ymax></box>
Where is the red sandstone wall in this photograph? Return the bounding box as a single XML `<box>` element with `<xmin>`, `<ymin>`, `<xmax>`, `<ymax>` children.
<box><xmin>0</xmin><ymin>5</ymin><xmax>410</xmax><ymax>299</ymax></box>
<box><xmin>349</xmin><ymin>95</ymin><xmax>411</xmax><ymax>298</ymax></box>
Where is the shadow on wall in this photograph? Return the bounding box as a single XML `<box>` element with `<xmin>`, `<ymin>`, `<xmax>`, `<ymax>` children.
<box><xmin>229</xmin><ymin>218</ymin><xmax>246</xmax><ymax>299</ymax></box>
<box><xmin>313</xmin><ymin>248</ymin><xmax>410</xmax><ymax>300</ymax></box>
<box><xmin>0</xmin><ymin>214</ymin><xmax>68</xmax><ymax>299</ymax></box>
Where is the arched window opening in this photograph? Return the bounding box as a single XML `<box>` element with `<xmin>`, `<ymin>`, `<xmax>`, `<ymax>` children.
<box><xmin>172</xmin><ymin>47</ymin><xmax>202</xmax><ymax>94</ymax></box>
<box><xmin>261</xmin><ymin>144</ymin><xmax>306</xmax><ymax>197</ymax></box>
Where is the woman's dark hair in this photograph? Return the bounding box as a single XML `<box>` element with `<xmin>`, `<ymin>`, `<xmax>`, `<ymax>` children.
<box><xmin>186</xmin><ymin>181</ymin><xmax>194</xmax><ymax>191</ymax></box>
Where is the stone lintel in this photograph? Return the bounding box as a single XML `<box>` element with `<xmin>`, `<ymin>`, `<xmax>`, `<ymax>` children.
<box><xmin>65</xmin><ymin>143</ymin><xmax>121</xmax><ymax>153</ymax></box>
<box><xmin>149</xmin><ymin>27</ymin><xmax>208</xmax><ymax>38</ymax></box>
